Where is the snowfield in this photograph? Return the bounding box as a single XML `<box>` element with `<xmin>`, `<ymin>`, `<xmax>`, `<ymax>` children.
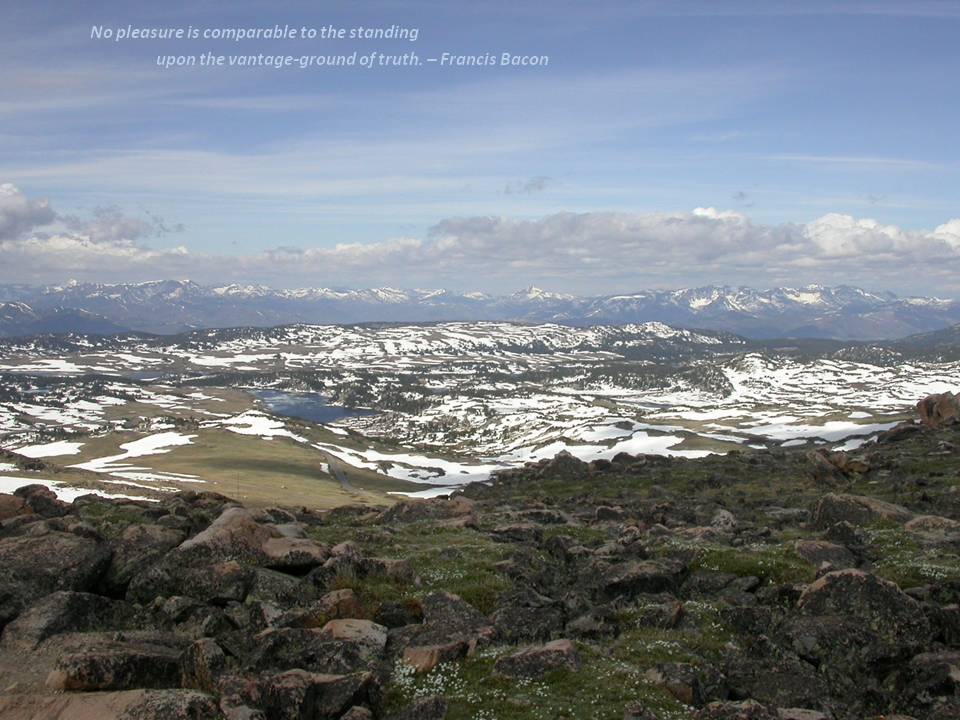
<box><xmin>0</xmin><ymin>321</ymin><xmax>956</xmax><ymax>492</ymax></box>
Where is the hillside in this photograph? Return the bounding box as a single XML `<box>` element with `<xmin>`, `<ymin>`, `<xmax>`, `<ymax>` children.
<box><xmin>0</xmin><ymin>394</ymin><xmax>958</xmax><ymax>719</ymax></box>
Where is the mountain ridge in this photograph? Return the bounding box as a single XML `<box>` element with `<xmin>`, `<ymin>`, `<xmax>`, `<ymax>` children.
<box><xmin>1</xmin><ymin>280</ymin><xmax>958</xmax><ymax>339</ymax></box>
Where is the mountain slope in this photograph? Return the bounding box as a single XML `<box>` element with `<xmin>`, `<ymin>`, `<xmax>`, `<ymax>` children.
<box><xmin>0</xmin><ymin>303</ymin><xmax>127</xmax><ymax>337</ymax></box>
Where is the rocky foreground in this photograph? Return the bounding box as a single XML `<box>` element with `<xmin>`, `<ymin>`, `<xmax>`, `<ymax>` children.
<box><xmin>0</xmin><ymin>395</ymin><xmax>959</xmax><ymax>719</ymax></box>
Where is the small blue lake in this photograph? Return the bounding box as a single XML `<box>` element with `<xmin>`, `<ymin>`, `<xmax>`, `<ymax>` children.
<box><xmin>252</xmin><ymin>389</ymin><xmax>376</xmax><ymax>424</ymax></box>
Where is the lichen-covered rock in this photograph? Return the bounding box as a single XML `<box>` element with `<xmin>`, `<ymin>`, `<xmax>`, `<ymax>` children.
<box><xmin>491</xmin><ymin>588</ymin><xmax>565</xmax><ymax>642</ymax></box>
<box><xmin>389</xmin><ymin>695</ymin><xmax>447</xmax><ymax>720</ymax></box>
<box><xmin>1</xmin><ymin>591</ymin><xmax>126</xmax><ymax>650</ymax></box>
<box><xmin>793</xmin><ymin>539</ymin><xmax>856</xmax><ymax>569</ymax></box>
<box><xmin>0</xmin><ymin>531</ymin><xmax>111</xmax><ymax>626</ymax></box>
<box><xmin>602</xmin><ymin>558</ymin><xmax>687</xmax><ymax>598</ymax></box>
<box><xmin>796</xmin><ymin>569</ymin><xmax>931</xmax><ymax>655</ymax></box>
<box><xmin>119</xmin><ymin>689</ymin><xmax>224</xmax><ymax>720</ymax></box>
<box><xmin>12</xmin><ymin>485</ymin><xmax>69</xmax><ymax>518</ymax></box>
<box><xmin>180</xmin><ymin>638</ymin><xmax>227</xmax><ymax>693</ymax></box>
<box><xmin>0</xmin><ymin>689</ymin><xmax>224</xmax><ymax>720</ymax></box>
<box><xmin>247</xmin><ymin>628</ymin><xmax>368</xmax><ymax>674</ymax></box>
<box><xmin>261</xmin><ymin>537</ymin><xmax>329</xmax><ymax>572</ymax></box>
<box><xmin>401</xmin><ymin>640</ymin><xmax>469</xmax><ymax>674</ymax></box>
<box><xmin>0</xmin><ymin>493</ymin><xmax>31</xmax><ymax>522</ymax></box>
<box><xmin>319</xmin><ymin>619</ymin><xmax>387</xmax><ymax>655</ymax></box>
<box><xmin>45</xmin><ymin>632</ymin><xmax>190</xmax><ymax>691</ymax></box>
<box><xmin>259</xmin><ymin>670</ymin><xmax>374</xmax><ymax>720</ymax></box>
<box><xmin>724</xmin><ymin>636</ymin><xmax>826</xmax><ymax>710</ymax></box>
<box><xmin>177</xmin><ymin>507</ymin><xmax>274</xmax><ymax>562</ymax></box>
<box><xmin>278</xmin><ymin>589</ymin><xmax>363</xmax><ymax>629</ymax></box>
<box><xmin>695</xmin><ymin>699</ymin><xmax>779</xmax><ymax>719</ymax></box>
<box><xmin>811</xmin><ymin>493</ymin><xmax>912</xmax><ymax>529</ymax></box>
<box><xmin>104</xmin><ymin>523</ymin><xmax>186</xmax><ymax>594</ymax></box>
<box><xmin>128</xmin><ymin>559</ymin><xmax>253</xmax><ymax>605</ymax></box>
<box><xmin>493</xmin><ymin>639</ymin><xmax>580</xmax><ymax>679</ymax></box>
<box><xmin>917</xmin><ymin>392</ymin><xmax>960</xmax><ymax>428</ymax></box>
<box><xmin>643</xmin><ymin>661</ymin><xmax>727</xmax><ymax>706</ymax></box>
<box><xmin>904</xmin><ymin>515</ymin><xmax>960</xmax><ymax>544</ymax></box>
<box><xmin>896</xmin><ymin>651</ymin><xmax>960</xmax><ymax>713</ymax></box>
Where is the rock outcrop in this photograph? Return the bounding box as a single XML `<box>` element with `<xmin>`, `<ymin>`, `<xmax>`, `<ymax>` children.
<box><xmin>0</xmin><ymin>400</ymin><xmax>958</xmax><ymax>719</ymax></box>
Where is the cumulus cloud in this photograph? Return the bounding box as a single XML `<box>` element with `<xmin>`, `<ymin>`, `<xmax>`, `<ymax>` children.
<box><xmin>0</xmin><ymin>183</ymin><xmax>55</xmax><ymax>239</ymax></box>
<box><xmin>60</xmin><ymin>206</ymin><xmax>185</xmax><ymax>244</ymax></box>
<box><xmin>0</xmin><ymin>184</ymin><xmax>958</xmax><ymax>296</ymax></box>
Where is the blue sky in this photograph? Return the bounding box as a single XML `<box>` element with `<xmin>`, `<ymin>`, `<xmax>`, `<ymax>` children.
<box><xmin>1</xmin><ymin>0</ymin><xmax>959</xmax><ymax>294</ymax></box>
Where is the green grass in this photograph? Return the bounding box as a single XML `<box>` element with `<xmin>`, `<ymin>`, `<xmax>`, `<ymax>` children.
<box><xmin>76</xmin><ymin>501</ymin><xmax>155</xmax><ymax>539</ymax></box>
<box><xmin>384</xmin><ymin>643</ymin><xmax>695</xmax><ymax>720</ymax></box>
<box><xmin>863</xmin><ymin>524</ymin><xmax>960</xmax><ymax>590</ymax></box>
<box><xmin>685</xmin><ymin>542</ymin><xmax>815</xmax><ymax>585</ymax></box>
<box><xmin>63</xmin><ymin>428</ymin><xmax>420</xmax><ymax>509</ymax></box>
<box><xmin>311</xmin><ymin>521</ymin><xmax>512</xmax><ymax>615</ymax></box>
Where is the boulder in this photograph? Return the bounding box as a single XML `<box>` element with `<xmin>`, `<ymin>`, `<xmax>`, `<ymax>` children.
<box><xmin>493</xmin><ymin>638</ymin><xmax>580</xmax><ymax>679</ymax></box>
<box><xmin>1</xmin><ymin>590</ymin><xmax>124</xmax><ymax>650</ymax></box>
<box><xmin>259</xmin><ymin>670</ymin><xmax>374</xmax><ymax>720</ymax></box>
<box><xmin>246</xmin><ymin>568</ymin><xmax>302</xmax><ymax>605</ymax></box>
<box><xmin>262</xmin><ymin>537</ymin><xmax>329</xmax><ymax>573</ymax></box>
<box><xmin>13</xmin><ymin>484</ymin><xmax>69</xmax><ymax>518</ymax></box>
<box><xmin>180</xmin><ymin>638</ymin><xmax>226</xmax><ymax>693</ymax></box>
<box><xmin>0</xmin><ymin>689</ymin><xmax>223</xmax><ymax>720</ymax></box>
<box><xmin>491</xmin><ymin>588</ymin><xmax>565</xmax><ymax>642</ymax></box>
<box><xmin>279</xmin><ymin>589</ymin><xmax>364</xmax><ymax>629</ymax></box>
<box><xmin>247</xmin><ymin>628</ymin><xmax>368</xmax><ymax>674</ymax></box>
<box><xmin>490</xmin><ymin>522</ymin><xmax>543</xmax><ymax>543</ymax></box>
<box><xmin>401</xmin><ymin>640</ymin><xmax>469</xmax><ymax>673</ymax></box>
<box><xmin>128</xmin><ymin>559</ymin><xmax>253</xmax><ymax>605</ymax></box>
<box><xmin>340</xmin><ymin>708</ymin><xmax>374</xmax><ymax>720</ymax></box>
<box><xmin>917</xmin><ymin>392</ymin><xmax>960</xmax><ymax>428</ymax></box>
<box><xmin>792</xmin><ymin>540</ymin><xmax>856</xmax><ymax>570</ymax></box>
<box><xmin>776</xmin><ymin>710</ymin><xmax>829</xmax><ymax>720</ymax></box>
<box><xmin>387</xmin><ymin>592</ymin><xmax>492</xmax><ymax>657</ymax></box>
<box><xmin>695</xmin><ymin>700</ymin><xmax>779</xmax><ymax>719</ymax></box>
<box><xmin>45</xmin><ymin>632</ymin><xmax>191</xmax><ymax>691</ymax></box>
<box><xmin>796</xmin><ymin>569</ymin><xmax>931</xmax><ymax>656</ymax></box>
<box><xmin>624</xmin><ymin>700</ymin><xmax>659</xmax><ymax>719</ymax></box>
<box><xmin>0</xmin><ymin>531</ymin><xmax>111</xmax><ymax>626</ymax></box>
<box><xmin>897</xmin><ymin>651</ymin><xmax>960</xmax><ymax>708</ymax></box>
<box><xmin>811</xmin><ymin>493</ymin><xmax>912</xmax><ymax>529</ymax></box>
<box><xmin>119</xmin><ymin>689</ymin><xmax>224</xmax><ymax>720</ymax></box>
<box><xmin>104</xmin><ymin>523</ymin><xmax>186</xmax><ymax>594</ymax></box>
<box><xmin>539</xmin><ymin>450</ymin><xmax>588</xmax><ymax>479</ymax></box>
<box><xmin>711</xmin><ymin>508</ymin><xmax>738</xmax><ymax>532</ymax></box>
<box><xmin>904</xmin><ymin>515</ymin><xmax>960</xmax><ymax>544</ymax></box>
<box><xmin>602</xmin><ymin>559</ymin><xmax>687</xmax><ymax>598</ymax></box>
<box><xmin>389</xmin><ymin>695</ymin><xmax>447</xmax><ymax>720</ymax></box>
<box><xmin>724</xmin><ymin>636</ymin><xmax>826</xmax><ymax>709</ymax></box>
<box><xmin>0</xmin><ymin>493</ymin><xmax>31</xmax><ymax>521</ymax></box>
<box><xmin>319</xmin><ymin>619</ymin><xmax>387</xmax><ymax>655</ymax></box>
<box><xmin>596</xmin><ymin>505</ymin><xmax>627</xmax><ymax>522</ymax></box>
<box><xmin>420</xmin><ymin>591</ymin><xmax>487</xmax><ymax>632</ymax></box>
<box><xmin>177</xmin><ymin>507</ymin><xmax>273</xmax><ymax>563</ymax></box>
<box><xmin>643</xmin><ymin>662</ymin><xmax>726</xmax><ymax>706</ymax></box>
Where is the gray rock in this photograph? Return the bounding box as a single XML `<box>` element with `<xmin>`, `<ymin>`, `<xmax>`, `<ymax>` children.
<box><xmin>493</xmin><ymin>638</ymin><xmax>580</xmax><ymax>679</ymax></box>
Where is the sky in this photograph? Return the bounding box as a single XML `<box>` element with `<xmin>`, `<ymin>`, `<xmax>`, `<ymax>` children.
<box><xmin>1</xmin><ymin>0</ymin><xmax>959</xmax><ymax>296</ymax></box>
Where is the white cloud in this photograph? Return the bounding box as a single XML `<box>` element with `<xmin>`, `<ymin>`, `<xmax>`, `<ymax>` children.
<box><xmin>0</xmin><ymin>184</ymin><xmax>958</xmax><ymax>296</ymax></box>
<box><xmin>0</xmin><ymin>183</ymin><xmax>55</xmax><ymax>239</ymax></box>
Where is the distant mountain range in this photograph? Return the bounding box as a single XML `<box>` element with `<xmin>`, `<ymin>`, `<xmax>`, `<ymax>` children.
<box><xmin>0</xmin><ymin>280</ymin><xmax>958</xmax><ymax>340</ymax></box>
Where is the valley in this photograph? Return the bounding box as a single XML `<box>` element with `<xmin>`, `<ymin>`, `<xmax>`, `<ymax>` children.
<box><xmin>1</xmin><ymin>321</ymin><xmax>957</xmax><ymax>509</ymax></box>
